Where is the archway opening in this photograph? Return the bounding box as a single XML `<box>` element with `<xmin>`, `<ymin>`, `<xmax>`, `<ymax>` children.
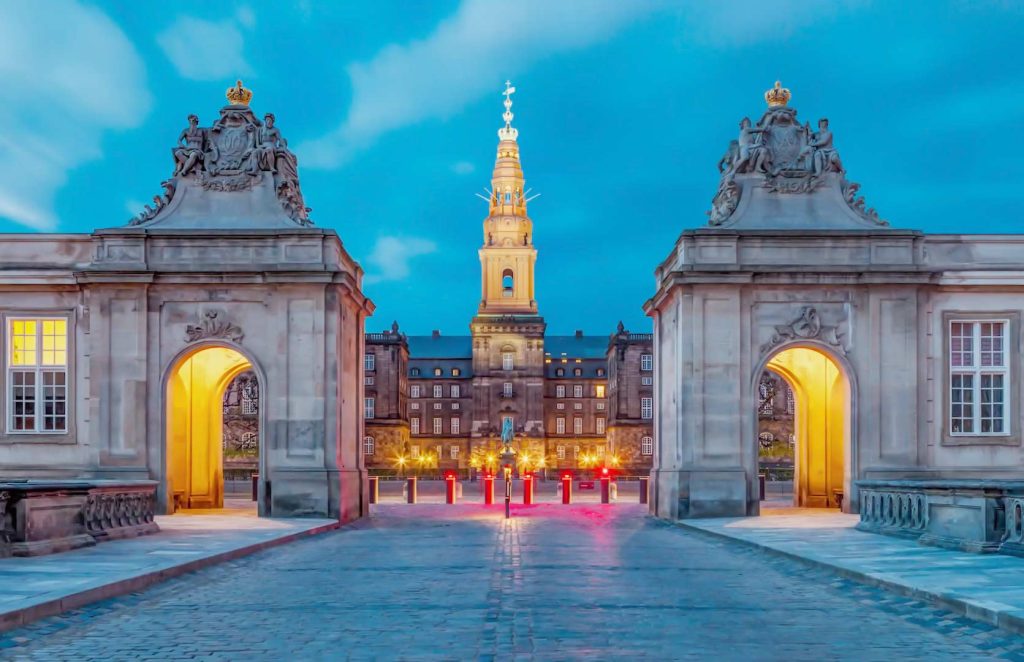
<box><xmin>501</xmin><ymin>269</ymin><xmax>514</xmax><ymax>296</ymax></box>
<box><xmin>166</xmin><ymin>345</ymin><xmax>258</xmax><ymax>514</ymax></box>
<box><xmin>758</xmin><ymin>346</ymin><xmax>848</xmax><ymax>510</ymax></box>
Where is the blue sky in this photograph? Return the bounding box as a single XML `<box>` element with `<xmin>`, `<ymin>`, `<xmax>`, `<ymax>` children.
<box><xmin>1</xmin><ymin>1</ymin><xmax>1022</xmax><ymax>335</ymax></box>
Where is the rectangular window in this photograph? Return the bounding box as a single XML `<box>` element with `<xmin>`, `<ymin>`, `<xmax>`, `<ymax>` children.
<box><xmin>556</xmin><ymin>384</ymin><xmax>565</xmax><ymax>398</ymax></box>
<box><xmin>364</xmin><ymin>375</ymin><xmax>374</xmax><ymax>386</ymax></box>
<box><xmin>451</xmin><ymin>417</ymin><xmax>460</xmax><ymax>434</ymax></box>
<box><xmin>363</xmin><ymin>397</ymin><xmax>375</xmax><ymax>419</ymax></box>
<box><xmin>573</xmin><ymin>445</ymin><xmax>580</xmax><ymax>458</ymax></box>
<box><xmin>411</xmin><ymin>385</ymin><xmax>421</xmax><ymax>398</ymax></box>
<box><xmin>433</xmin><ymin>403</ymin><xmax>442</xmax><ymax>410</ymax></box>
<box><xmin>450</xmin><ymin>445</ymin><xmax>459</xmax><ymax>459</ymax></box>
<box><xmin>596</xmin><ymin>402</ymin><xmax>605</xmax><ymax>411</ymax></box>
<box><xmin>451</xmin><ymin>402</ymin><xmax>460</xmax><ymax>410</ymax></box>
<box><xmin>502</xmin><ymin>352</ymin><xmax>514</xmax><ymax>371</ymax></box>
<box><xmin>8</xmin><ymin>318</ymin><xmax>69</xmax><ymax>433</ymax></box>
<box><xmin>573</xmin><ymin>403</ymin><xmax>582</xmax><ymax>410</ymax></box>
<box><xmin>364</xmin><ymin>353</ymin><xmax>375</xmax><ymax>372</ymax></box>
<box><xmin>573</xmin><ymin>384</ymin><xmax>583</xmax><ymax>398</ymax></box>
<box><xmin>596</xmin><ymin>418</ymin><xmax>605</xmax><ymax>434</ymax></box>
<box><xmin>411</xmin><ymin>402</ymin><xmax>420</xmax><ymax>410</ymax></box>
<box><xmin>433</xmin><ymin>417</ymin><xmax>443</xmax><ymax>434</ymax></box>
<box><xmin>556</xmin><ymin>417</ymin><xmax>565</xmax><ymax>434</ymax></box>
<box><xmin>503</xmin><ymin>382</ymin><xmax>513</xmax><ymax>397</ymax></box>
<box><xmin>641</xmin><ymin>436</ymin><xmax>654</xmax><ymax>456</ymax></box>
<box><xmin>436</xmin><ymin>445</ymin><xmax>442</xmax><ymax>460</ymax></box>
<box><xmin>363</xmin><ymin>436</ymin><xmax>375</xmax><ymax>456</ymax></box>
<box><xmin>573</xmin><ymin>417</ymin><xmax>583</xmax><ymax>434</ymax></box>
<box><xmin>641</xmin><ymin>354</ymin><xmax>653</xmax><ymax>371</ymax></box>
<box><xmin>556</xmin><ymin>402</ymin><xmax>565</xmax><ymax>410</ymax></box>
<box><xmin>595</xmin><ymin>384</ymin><xmax>605</xmax><ymax>398</ymax></box>
<box><xmin>450</xmin><ymin>384</ymin><xmax>460</xmax><ymax>398</ymax></box>
<box><xmin>557</xmin><ymin>445</ymin><xmax>565</xmax><ymax>460</ymax></box>
<box><xmin>411</xmin><ymin>417</ymin><xmax>420</xmax><ymax>434</ymax></box>
<box><xmin>641</xmin><ymin>397</ymin><xmax>653</xmax><ymax>420</ymax></box>
<box><xmin>433</xmin><ymin>384</ymin><xmax>443</xmax><ymax>398</ymax></box>
<box><xmin>411</xmin><ymin>445</ymin><xmax>420</xmax><ymax>458</ymax></box>
<box><xmin>641</xmin><ymin>376</ymin><xmax>653</xmax><ymax>386</ymax></box>
<box><xmin>950</xmin><ymin>320</ymin><xmax>1009</xmax><ymax>435</ymax></box>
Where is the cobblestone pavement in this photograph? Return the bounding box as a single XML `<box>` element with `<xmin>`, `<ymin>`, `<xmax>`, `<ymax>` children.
<box><xmin>2</xmin><ymin>503</ymin><xmax>1024</xmax><ymax>661</ymax></box>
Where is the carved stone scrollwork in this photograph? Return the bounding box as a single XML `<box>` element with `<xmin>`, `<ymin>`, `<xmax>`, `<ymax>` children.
<box><xmin>760</xmin><ymin>306</ymin><xmax>846</xmax><ymax>355</ymax></box>
<box><xmin>707</xmin><ymin>180</ymin><xmax>740</xmax><ymax>226</ymax></box>
<box><xmin>842</xmin><ymin>180</ymin><xmax>889</xmax><ymax>227</ymax></box>
<box><xmin>185</xmin><ymin>310</ymin><xmax>244</xmax><ymax>344</ymax></box>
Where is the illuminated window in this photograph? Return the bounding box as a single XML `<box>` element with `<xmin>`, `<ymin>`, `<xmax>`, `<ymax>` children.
<box><xmin>556</xmin><ymin>417</ymin><xmax>565</xmax><ymax>434</ymax></box>
<box><xmin>411</xmin><ymin>445</ymin><xmax>420</xmax><ymax>458</ymax></box>
<box><xmin>556</xmin><ymin>384</ymin><xmax>565</xmax><ymax>398</ymax></box>
<box><xmin>573</xmin><ymin>445</ymin><xmax>580</xmax><ymax>458</ymax></box>
<box><xmin>451</xmin><ymin>417</ymin><xmax>460</xmax><ymax>435</ymax></box>
<box><xmin>411</xmin><ymin>417</ymin><xmax>420</xmax><ymax>434</ymax></box>
<box><xmin>433</xmin><ymin>417</ymin><xmax>443</xmax><ymax>434</ymax></box>
<box><xmin>364</xmin><ymin>397</ymin><xmax>375</xmax><ymax>419</ymax></box>
<box><xmin>595</xmin><ymin>385</ymin><xmax>606</xmax><ymax>398</ymax></box>
<box><xmin>641</xmin><ymin>397</ymin><xmax>653</xmax><ymax>420</ymax></box>
<box><xmin>363</xmin><ymin>436</ymin><xmax>375</xmax><ymax>456</ymax></box>
<box><xmin>433</xmin><ymin>384</ymin><xmax>443</xmax><ymax>398</ymax></box>
<box><xmin>557</xmin><ymin>445</ymin><xmax>565</xmax><ymax>460</ymax></box>
<box><xmin>435</xmin><ymin>445</ymin><xmax>442</xmax><ymax>459</ymax></box>
<box><xmin>950</xmin><ymin>320</ymin><xmax>1009</xmax><ymax>435</ymax></box>
<box><xmin>641</xmin><ymin>354</ymin><xmax>653</xmax><ymax>371</ymax></box>
<box><xmin>573</xmin><ymin>384</ymin><xmax>583</xmax><ymax>398</ymax></box>
<box><xmin>573</xmin><ymin>417</ymin><xmax>583</xmax><ymax>434</ymax></box>
<box><xmin>502</xmin><ymin>352</ymin><xmax>514</xmax><ymax>371</ymax></box>
<box><xmin>364</xmin><ymin>353</ymin><xmax>375</xmax><ymax>372</ymax></box>
<box><xmin>8</xmin><ymin>318</ymin><xmax>69</xmax><ymax>433</ymax></box>
<box><xmin>452</xmin><ymin>368</ymin><xmax>461</xmax><ymax>377</ymax></box>
<box><xmin>641</xmin><ymin>436</ymin><xmax>653</xmax><ymax>456</ymax></box>
<box><xmin>434</xmin><ymin>367</ymin><xmax>442</xmax><ymax>377</ymax></box>
<box><xmin>596</xmin><ymin>418</ymin><xmax>605</xmax><ymax>434</ymax></box>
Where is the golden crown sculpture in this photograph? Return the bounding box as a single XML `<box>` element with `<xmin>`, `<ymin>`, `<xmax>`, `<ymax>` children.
<box><xmin>764</xmin><ymin>80</ymin><xmax>791</xmax><ymax>107</ymax></box>
<box><xmin>226</xmin><ymin>80</ymin><xmax>253</xmax><ymax>106</ymax></box>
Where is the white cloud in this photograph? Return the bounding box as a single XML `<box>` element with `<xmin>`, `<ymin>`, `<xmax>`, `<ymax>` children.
<box><xmin>680</xmin><ymin>0</ymin><xmax>867</xmax><ymax>47</ymax></box>
<box><xmin>451</xmin><ymin>161</ymin><xmax>475</xmax><ymax>175</ymax></box>
<box><xmin>298</xmin><ymin>0</ymin><xmax>658</xmax><ymax>168</ymax></box>
<box><xmin>364</xmin><ymin>236</ymin><xmax>437</xmax><ymax>284</ymax></box>
<box><xmin>157</xmin><ymin>15</ymin><xmax>252</xmax><ymax>81</ymax></box>
<box><xmin>0</xmin><ymin>0</ymin><xmax>150</xmax><ymax>230</ymax></box>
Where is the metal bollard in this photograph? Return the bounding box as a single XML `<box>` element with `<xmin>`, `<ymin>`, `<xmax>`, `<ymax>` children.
<box><xmin>638</xmin><ymin>476</ymin><xmax>649</xmax><ymax>505</ymax></box>
<box><xmin>368</xmin><ymin>476</ymin><xmax>378</xmax><ymax>505</ymax></box>
<box><xmin>406</xmin><ymin>476</ymin><xmax>417</xmax><ymax>504</ymax></box>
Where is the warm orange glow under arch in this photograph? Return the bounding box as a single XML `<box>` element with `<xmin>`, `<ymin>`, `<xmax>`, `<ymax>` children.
<box><xmin>166</xmin><ymin>346</ymin><xmax>253</xmax><ymax>511</ymax></box>
<box><xmin>765</xmin><ymin>346</ymin><xmax>849</xmax><ymax>509</ymax></box>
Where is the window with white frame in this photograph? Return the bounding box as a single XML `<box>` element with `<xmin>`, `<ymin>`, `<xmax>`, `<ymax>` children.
<box><xmin>433</xmin><ymin>417</ymin><xmax>443</xmax><ymax>434</ymax></box>
<box><xmin>411</xmin><ymin>417</ymin><xmax>420</xmax><ymax>434</ymax></box>
<box><xmin>364</xmin><ymin>375</ymin><xmax>374</xmax><ymax>386</ymax></box>
<box><xmin>364</xmin><ymin>353</ymin><xmax>375</xmax><ymax>372</ymax></box>
<box><xmin>450</xmin><ymin>384</ymin><xmax>460</xmax><ymax>398</ymax></box>
<box><xmin>502</xmin><ymin>352</ymin><xmax>514</xmax><ymax>371</ymax></box>
<box><xmin>557</xmin><ymin>445</ymin><xmax>565</xmax><ymax>460</ymax></box>
<box><xmin>433</xmin><ymin>403</ymin><xmax>442</xmax><ymax>410</ymax></box>
<box><xmin>641</xmin><ymin>376</ymin><xmax>653</xmax><ymax>386</ymax></box>
<box><xmin>641</xmin><ymin>397</ymin><xmax>653</xmax><ymax>420</ymax></box>
<box><xmin>363</xmin><ymin>397</ymin><xmax>375</xmax><ymax>419</ymax></box>
<box><xmin>595</xmin><ymin>384</ymin><xmax>605</xmax><ymax>398</ymax></box>
<box><xmin>411</xmin><ymin>445</ymin><xmax>420</xmax><ymax>457</ymax></box>
<box><xmin>574</xmin><ymin>403</ymin><xmax>582</xmax><ymax>410</ymax></box>
<box><xmin>363</xmin><ymin>436</ymin><xmax>375</xmax><ymax>456</ymax></box>
<box><xmin>411</xmin><ymin>384</ymin><xmax>421</xmax><ymax>398</ymax></box>
<box><xmin>452</xmin><ymin>402</ymin><xmax>460</xmax><ymax>410</ymax></box>
<box><xmin>556</xmin><ymin>417</ymin><xmax>565</xmax><ymax>434</ymax></box>
<box><xmin>435</xmin><ymin>445</ymin><xmax>442</xmax><ymax>459</ymax></box>
<box><xmin>450</xmin><ymin>445</ymin><xmax>459</xmax><ymax>459</ymax></box>
<box><xmin>950</xmin><ymin>320</ymin><xmax>1009</xmax><ymax>435</ymax></box>
<box><xmin>451</xmin><ymin>417</ymin><xmax>460</xmax><ymax>434</ymax></box>
<box><xmin>556</xmin><ymin>402</ymin><xmax>565</xmax><ymax>410</ymax></box>
<box><xmin>573</xmin><ymin>445</ymin><xmax>580</xmax><ymax>458</ymax></box>
<box><xmin>503</xmin><ymin>382</ymin><xmax>513</xmax><ymax>397</ymax></box>
<box><xmin>7</xmin><ymin>318</ymin><xmax>69</xmax><ymax>433</ymax></box>
<box><xmin>596</xmin><ymin>418</ymin><xmax>605</xmax><ymax>434</ymax></box>
<box><xmin>411</xmin><ymin>402</ymin><xmax>420</xmax><ymax>410</ymax></box>
<box><xmin>433</xmin><ymin>384</ymin><xmax>443</xmax><ymax>398</ymax></box>
<box><xmin>641</xmin><ymin>435</ymin><xmax>654</xmax><ymax>456</ymax></box>
<box><xmin>641</xmin><ymin>354</ymin><xmax>653</xmax><ymax>371</ymax></box>
<box><xmin>596</xmin><ymin>402</ymin><xmax>605</xmax><ymax>411</ymax></box>
<box><xmin>434</xmin><ymin>368</ymin><xmax>442</xmax><ymax>376</ymax></box>
<box><xmin>573</xmin><ymin>417</ymin><xmax>583</xmax><ymax>434</ymax></box>
<box><xmin>556</xmin><ymin>384</ymin><xmax>565</xmax><ymax>398</ymax></box>
<box><xmin>452</xmin><ymin>368</ymin><xmax>461</xmax><ymax>377</ymax></box>
<box><xmin>573</xmin><ymin>384</ymin><xmax>583</xmax><ymax>398</ymax></box>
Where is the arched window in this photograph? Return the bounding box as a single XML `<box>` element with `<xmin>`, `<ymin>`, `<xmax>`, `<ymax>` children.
<box><xmin>596</xmin><ymin>368</ymin><xmax>605</xmax><ymax>377</ymax></box>
<box><xmin>434</xmin><ymin>367</ymin><xmax>442</xmax><ymax>377</ymax></box>
<box><xmin>363</xmin><ymin>436</ymin><xmax>375</xmax><ymax>456</ymax></box>
<box><xmin>411</xmin><ymin>368</ymin><xmax>420</xmax><ymax>376</ymax></box>
<box><xmin>573</xmin><ymin>368</ymin><xmax>582</xmax><ymax>377</ymax></box>
<box><xmin>555</xmin><ymin>368</ymin><xmax>564</xmax><ymax>377</ymax></box>
<box><xmin>501</xmin><ymin>269</ymin><xmax>514</xmax><ymax>296</ymax></box>
<box><xmin>452</xmin><ymin>368</ymin><xmax>461</xmax><ymax>377</ymax></box>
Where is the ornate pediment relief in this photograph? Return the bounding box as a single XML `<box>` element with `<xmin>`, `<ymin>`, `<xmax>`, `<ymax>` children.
<box><xmin>185</xmin><ymin>310</ymin><xmax>244</xmax><ymax>344</ymax></box>
<box><xmin>760</xmin><ymin>306</ymin><xmax>847</xmax><ymax>356</ymax></box>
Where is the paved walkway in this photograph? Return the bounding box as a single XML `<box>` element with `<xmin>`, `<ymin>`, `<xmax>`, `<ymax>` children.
<box><xmin>0</xmin><ymin>510</ymin><xmax>337</xmax><ymax>632</ymax></box>
<box><xmin>682</xmin><ymin>509</ymin><xmax>1024</xmax><ymax>635</ymax></box>
<box><xmin>2</xmin><ymin>504</ymin><xmax>1023</xmax><ymax>660</ymax></box>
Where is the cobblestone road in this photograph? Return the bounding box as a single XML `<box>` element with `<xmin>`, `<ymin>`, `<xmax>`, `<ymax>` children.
<box><xmin>3</xmin><ymin>504</ymin><xmax>1024</xmax><ymax>661</ymax></box>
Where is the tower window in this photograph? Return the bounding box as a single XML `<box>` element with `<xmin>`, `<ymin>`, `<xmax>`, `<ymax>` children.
<box><xmin>504</xmin><ymin>192</ymin><xmax>511</xmax><ymax>203</ymax></box>
<box><xmin>502</xmin><ymin>269</ymin><xmax>514</xmax><ymax>297</ymax></box>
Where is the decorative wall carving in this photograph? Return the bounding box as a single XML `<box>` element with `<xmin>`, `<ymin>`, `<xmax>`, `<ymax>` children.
<box><xmin>185</xmin><ymin>310</ymin><xmax>244</xmax><ymax>343</ymax></box>
<box><xmin>858</xmin><ymin>485</ymin><xmax>928</xmax><ymax>537</ymax></box>
<box><xmin>760</xmin><ymin>306</ymin><xmax>846</xmax><ymax>355</ymax></box>
<box><xmin>82</xmin><ymin>488</ymin><xmax>157</xmax><ymax>539</ymax></box>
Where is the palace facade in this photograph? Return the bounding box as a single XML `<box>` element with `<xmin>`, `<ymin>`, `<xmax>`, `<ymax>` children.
<box><xmin>364</xmin><ymin>86</ymin><xmax>654</xmax><ymax>477</ymax></box>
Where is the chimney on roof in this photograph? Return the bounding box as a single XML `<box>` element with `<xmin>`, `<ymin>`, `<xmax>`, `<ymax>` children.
<box><xmin>432</xmin><ymin>329</ymin><xmax>441</xmax><ymax>338</ymax></box>
<box><xmin>575</xmin><ymin>329</ymin><xmax>583</xmax><ymax>338</ymax></box>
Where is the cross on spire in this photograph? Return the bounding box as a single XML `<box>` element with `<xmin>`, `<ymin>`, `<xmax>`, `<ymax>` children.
<box><xmin>498</xmin><ymin>80</ymin><xmax>518</xmax><ymax>141</ymax></box>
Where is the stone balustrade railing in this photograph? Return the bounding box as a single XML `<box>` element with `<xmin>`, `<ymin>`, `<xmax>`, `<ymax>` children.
<box><xmin>0</xmin><ymin>480</ymin><xmax>159</xmax><ymax>557</ymax></box>
<box><xmin>856</xmin><ymin>479</ymin><xmax>1024</xmax><ymax>557</ymax></box>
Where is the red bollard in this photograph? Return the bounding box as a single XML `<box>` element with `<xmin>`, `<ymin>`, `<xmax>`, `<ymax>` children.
<box><xmin>600</xmin><ymin>467</ymin><xmax>611</xmax><ymax>504</ymax></box>
<box><xmin>483</xmin><ymin>474</ymin><xmax>494</xmax><ymax>505</ymax></box>
<box><xmin>406</xmin><ymin>476</ymin><xmax>417</xmax><ymax>504</ymax></box>
<box><xmin>445</xmin><ymin>471</ymin><xmax>457</xmax><ymax>504</ymax></box>
<box><xmin>561</xmin><ymin>472</ymin><xmax>572</xmax><ymax>504</ymax></box>
<box><xmin>523</xmin><ymin>473</ymin><xmax>534</xmax><ymax>505</ymax></box>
